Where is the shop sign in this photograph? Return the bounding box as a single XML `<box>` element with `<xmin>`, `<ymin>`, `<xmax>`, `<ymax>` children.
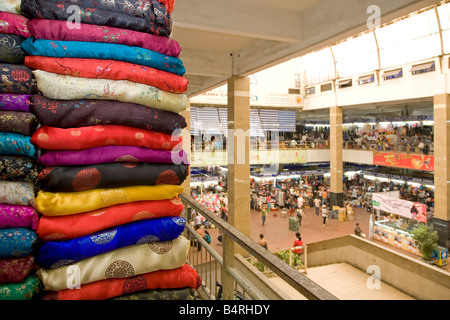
<box><xmin>372</xmin><ymin>193</ymin><xmax>427</xmax><ymax>222</ymax></box>
<box><xmin>373</xmin><ymin>152</ymin><xmax>434</xmax><ymax>171</ymax></box>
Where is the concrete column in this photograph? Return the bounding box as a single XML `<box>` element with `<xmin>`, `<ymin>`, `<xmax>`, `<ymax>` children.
<box><xmin>227</xmin><ymin>75</ymin><xmax>251</xmax><ymax>237</ymax></box>
<box><xmin>329</xmin><ymin>106</ymin><xmax>344</xmax><ymax>208</ymax></box>
<box><xmin>222</xmin><ymin>75</ymin><xmax>251</xmax><ymax>300</ymax></box>
<box><xmin>433</xmin><ymin>94</ymin><xmax>450</xmax><ymax>248</ymax></box>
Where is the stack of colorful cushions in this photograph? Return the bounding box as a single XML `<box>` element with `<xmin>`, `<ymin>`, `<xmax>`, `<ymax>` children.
<box><xmin>0</xmin><ymin>2</ymin><xmax>42</xmax><ymax>300</ymax></box>
<box><xmin>19</xmin><ymin>0</ymin><xmax>200</xmax><ymax>300</ymax></box>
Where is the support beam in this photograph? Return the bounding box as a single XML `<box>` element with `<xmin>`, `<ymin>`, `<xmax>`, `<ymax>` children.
<box><xmin>180</xmin><ymin>48</ymin><xmax>232</xmax><ymax>78</ymax></box>
<box><xmin>433</xmin><ymin>94</ymin><xmax>450</xmax><ymax>248</ymax></box>
<box><xmin>227</xmin><ymin>75</ymin><xmax>251</xmax><ymax>244</ymax></box>
<box><xmin>329</xmin><ymin>106</ymin><xmax>344</xmax><ymax>208</ymax></box>
<box><xmin>221</xmin><ymin>75</ymin><xmax>251</xmax><ymax>300</ymax></box>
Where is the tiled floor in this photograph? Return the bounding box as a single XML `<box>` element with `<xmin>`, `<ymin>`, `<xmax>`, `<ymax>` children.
<box><xmin>269</xmin><ymin>262</ymin><xmax>415</xmax><ymax>300</ymax></box>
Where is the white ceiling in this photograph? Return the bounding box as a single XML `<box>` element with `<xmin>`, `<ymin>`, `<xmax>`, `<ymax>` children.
<box><xmin>171</xmin><ymin>0</ymin><xmax>440</xmax><ymax>98</ymax></box>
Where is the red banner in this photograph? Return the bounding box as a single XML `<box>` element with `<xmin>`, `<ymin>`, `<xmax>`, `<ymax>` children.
<box><xmin>373</xmin><ymin>152</ymin><xmax>434</xmax><ymax>171</ymax></box>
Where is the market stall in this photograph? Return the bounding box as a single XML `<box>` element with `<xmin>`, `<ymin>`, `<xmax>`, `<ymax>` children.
<box><xmin>371</xmin><ymin>192</ymin><xmax>427</xmax><ymax>256</ymax></box>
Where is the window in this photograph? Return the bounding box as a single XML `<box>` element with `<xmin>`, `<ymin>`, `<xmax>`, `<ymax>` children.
<box><xmin>382</xmin><ymin>68</ymin><xmax>402</xmax><ymax>80</ymax></box>
<box><xmin>321</xmin><ymin>83</ymin><xmax>333</xmax><ymax>92</ymax></box>
<box><xmin>332</xmin><ymin>32</ymin><xmax>379</xmax><ymax>78</ymax></box>
<box><xmin>288</xmin><ymin>88</ymin><xmax>301</xmax><ymax>95</ymax></box>
<box><xmin>410</xmin><ymin>62</ymin><xmax>435</xmax><ymax>74</ymax></box>
<box><xmin>338</xmin><ymin>79</ymin><xmax>352</xmax><ymax>88</ymax></box>
<box><xmin>438</xmin><ymin>3</ymin><xmax>450</xmax><ymax>54</ymax></box>
<box><xmin>296</xmin><ymin>47</ymin><xmax>335</xmax><ymax>86</ymax></box>
<box><xmin>375</xmin><ymin>10</ymin><xmax>441</xmax><ymax>69</ymax></box>
<box><xmin>358</xmin><ymin>74</ymin><xmax>375</xmax><ymax>85</ymax></box>
<box><xmin>306</xmin><ymin>87</ymin><xmax>316</xmax><ymax>95</ymax></box>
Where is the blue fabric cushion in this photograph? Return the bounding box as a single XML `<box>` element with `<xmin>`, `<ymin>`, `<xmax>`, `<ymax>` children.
<box><xmin>21</xmin><ymin>38</ymin><xmax>185</xmax><ymax>76</ymax></box>
<box><xmin>37</xmin><ymin>216</ymin><xmax>186</xmax><ymax>269</ymax></box>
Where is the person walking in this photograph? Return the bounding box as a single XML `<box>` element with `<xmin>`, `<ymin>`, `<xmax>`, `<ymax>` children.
<box><xmin>314</xmin><ymin>197</ymin><xmax>321</xmax><ymax>216</ymax></box>
<box><xmin>321</xmin><ymin>204</ymin><xmax>328</xmax><ymax>227</ymax></box>
<box><xmin>322</xmin><ymin>188</ymin><xmax>328</xmax><ymax>205</ymax></box>
<box><xmin>296</xmin><ymin>207</ymin><xmax>304</xmax><ymax>227</ymax></box>
<box><xmin>261</xmin><ymin>206</ymin><xmax>268</xmax><ymax>226</ymax></box>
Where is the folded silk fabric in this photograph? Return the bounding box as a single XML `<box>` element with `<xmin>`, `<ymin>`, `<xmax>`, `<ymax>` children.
<box><xmin>21</xmin><ymin>38</ymin><xmax>184</xmax><ymax>76</ymax></box>
<box><xmin>0</xmin><ymin>254</ymin><xmax>37</xmax><ymax>284</ymax></box>
<box><xmin>0</xmin><ymin>132</ymin><xmax>36</xmax><ymax>157</ymax></box>
<box><xmin>41</xmin><ymin>264</ymin><xmax>200</xmax><ymax>300</ymax></box>
<box><xmin>37</xmin><ymin>236</ymin><xmax>190</xmax><ymax>291</ymax></box>
<box><xmin>29</xmin><ymin>95</ymin><xmax>187</xmax><ymax>134</ymax></box>
<box><xmin>32</xmin><ymin>125</ymin><xmax>182</xmax><ymax>152</ymax></box>
<box><xmin>25</xmin><ymin>56</ymin><xmax>188</xmax><ymax>94</ymax></box>
<box><xmin>0</xmin><ymin>228</ymin><xmax>37</xmax><ymax>258</ymax></box>
<box><xmin>0</xmin><ymin>63</ymin><xmax>37</xmax><ymax>94</ymax></box>
<box><xmin>0</xmin><ymin>275</ymin><xmax>41</xmax><ymax>300</ymax></box>
<box><xmin>32</xmin><ymin>70</ymin><xmax>188</xmax><ymax>112</ymax></box>
<box><xmin>21</xmin><ymin>0</ymin><xmax>172</xmax><ymax>37</ymax></box>
<box><xmin>112</xmin><ymin>288</ymin><xmax>195</xmax><ymax>300</ymax></box>
<box><xmin>36</xmin><ymin>185</ymin><xmax>183</xmax><ymax>216</ymax></box>
<box><xmin>0</xmin><ymin>1</ymin><xmax>21</xmax><ymax>14</ymax></box>
<box><xmin>37</xmin><ymin>217</ymin><xmax>186</xmax><ymax>269</ymax></box>
<box><xmin>0</xmin><ymin>34</ymin><xmax>26</xmax><ymax>65</ymax></box>
<box><xmin>0</xmin><ymin>12</ymin><xmax>29</xmax><ymax>37</ymax></box>
<box><xmin>0</xmin><ymin>155</ymin><xmax>39</xmax><ymax>183</ymax></box>
<box><xmin>27</xmin><ymin>19</ymin><xmax>180</xmax><ymax>57</ymax></box>
<box><xmin>0</xmin><ymin>204</ymin><xmax>39</xmax><ymax>229</ymax></box>
<box><xmin>0</xmin><ymin>110</ymin><xmax>37</xmax><ymax>135</ymax></box>
<box><xmin>38</xmin><ymin>146</ymin><xmax>188</xmax><ymax>167</ymax></box>
<box><xmin>0</xmin><ymin>180</ymin><xmax>35</xmax><ymax>207</ymax></box>
<box><xmin>36</xmin><ymin>198</ymin><xmax>184</xmax><ymax>241</ymax></box>
<box><xmin>38</xmin><ymin>163</ymin><xmax>189</xmax><ymax>192</ymax></box>
<box><xmin>0</xmin><ymin>93</ymin><xmax>32</xmax><ymax>112</ymax></box>
<box><xmin>157</xmin><ymin>0</ymin><xmax>175</xmax><ymax>15</ymax></box>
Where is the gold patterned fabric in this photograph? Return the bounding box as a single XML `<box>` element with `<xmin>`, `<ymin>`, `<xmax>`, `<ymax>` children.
<box><xmin>0</xmin><ymin>0</ymin><xmax>21</xmax><ymax>14</ymax></box>
<box><xmin>33</xmin><ymin>70</ymin><xmax>188</xmax><ymax>113</ymax></box>
<box><xmin>36</xmin><ymin>184</ymin><xmax>184</xmax><ymax>216</ymax></box>
<box><xmin>37</xmin><ymin>236</ymin><xmax>190</xmax><ymax>291</ymax></box>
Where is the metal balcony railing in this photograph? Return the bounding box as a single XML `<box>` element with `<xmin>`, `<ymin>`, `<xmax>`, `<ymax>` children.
<box><xmin>179</xmin><ymin>193</ymin><xmax>338</xmax><ymax>300</ymax></box>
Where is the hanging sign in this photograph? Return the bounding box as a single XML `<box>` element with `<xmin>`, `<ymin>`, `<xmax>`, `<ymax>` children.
<box><xmin>372</xmin><ymin>193</ymin><xmax>427</xmax><ymax>222</ymax></box>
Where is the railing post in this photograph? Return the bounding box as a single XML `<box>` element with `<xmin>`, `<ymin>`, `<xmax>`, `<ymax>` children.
<box><xmin>221</xmin><ymin>233</ymin><xmax>235</xmax><ymax>300</ymax></box>
<box><xmin>304</xmin><ymin>246</ymin><xmax>308</xmax><ymax>274</ymax></box>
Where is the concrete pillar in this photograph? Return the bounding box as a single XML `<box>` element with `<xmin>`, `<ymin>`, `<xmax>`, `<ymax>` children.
<box><xmin>227</xmin><ymin>75</ymin><xmax>251</xmax><ymax>237</ymax></box>
<box><xmin>433</xmin><ymin>94</ymin><xmax>450</xmax><ymax>248</ymax></box>
<box><xmin>222</xmin><ymin>75</ymin><xmax>251</xmax><ymax>300</ymax></box>
<box><xmin>329</xmin><ymin>106</ymin><xmax>344</xmax><ymax>208</ymax></box>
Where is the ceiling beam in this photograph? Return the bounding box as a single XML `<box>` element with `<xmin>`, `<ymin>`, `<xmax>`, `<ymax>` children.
<box><xmin>172</xmin><ymin>0</ymin><xmax>303</xmax><ymax>43</ymax></box>
<box><xmin>180</xmin><ymin>48</ymin><xmax>232</xmax><ymax>78</ymax></box>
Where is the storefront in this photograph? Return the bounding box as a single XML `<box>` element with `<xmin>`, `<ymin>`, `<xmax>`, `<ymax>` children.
<box><xmin>372</xmin><ymin>192</ymin><xmax>428</xmax><ymax>256</ymax></box>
